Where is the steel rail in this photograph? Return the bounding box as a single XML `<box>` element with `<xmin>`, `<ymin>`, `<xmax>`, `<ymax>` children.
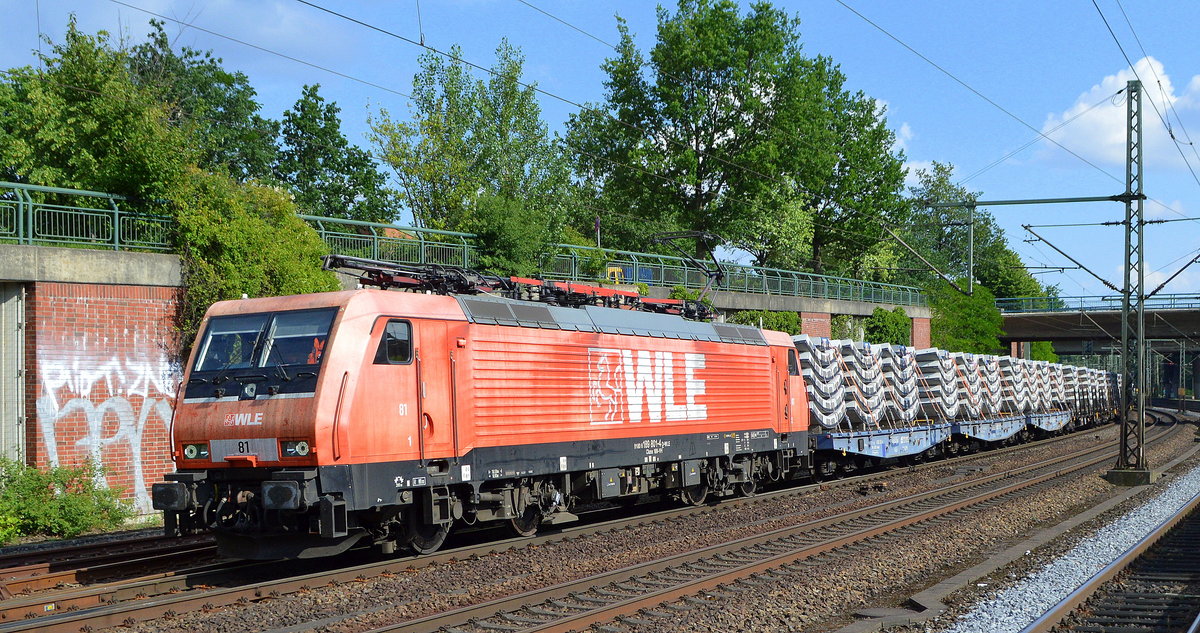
<box><xmin>309</xmin><ymin>424</ymin><xmax>1181</xmax><ymax>633</ymax></box>
<box><xmin>0</xmin><ymin>412</ymin><xmax>1152</xmax><ymax>628</ymax></box>
<box><xmin>1020</xmin><ymin>484</ymin><xmax>1200</xmax><ymax>633</ymax></box>
<box><xmin>0</xmin><ymin>415</ymin><xmax>1148</xmax><ymax>632</ymax></box>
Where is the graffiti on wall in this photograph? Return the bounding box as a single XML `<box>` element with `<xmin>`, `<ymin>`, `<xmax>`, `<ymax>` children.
<box><xmin>36</xmin><ymin>327</ymin><xmax>180</xmax><ymax>514</ymax></box>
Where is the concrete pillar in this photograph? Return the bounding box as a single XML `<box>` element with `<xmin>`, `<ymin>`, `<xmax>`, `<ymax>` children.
<box><xmin>910</xmin><ymin>317</ymin><xmax>930</xmax><ymax>348</ymax></box>
<box><xmin>800</xmin><ymin>312</ymin><xmax>831</xmax><ymax>338</ymax></box>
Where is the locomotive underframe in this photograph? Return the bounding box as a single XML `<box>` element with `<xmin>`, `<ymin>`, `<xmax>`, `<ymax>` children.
<box><xmin>154</xmin><ymin>428</ymin><xmax>810</xmax><ymax>559</ymax></box>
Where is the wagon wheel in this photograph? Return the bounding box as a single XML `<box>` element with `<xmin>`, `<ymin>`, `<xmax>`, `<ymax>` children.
<box><xmin>679</xmin><ymin>484</ymin><xmax>708</xmax><ymax>506</ymax></box>
<box><xmin>737</xmin><ymin>478</ymin><xmax>757</xmax><ymax>497</ymax></box>
<box><xmin>508</xmin><ymin>505</ymin><xmax>542</xmax><ymax>538</ymax></box>
<box><xmin>405</xmin><ymin>513</ymin><xmax>450</xmax><ymax>555</ymax></box>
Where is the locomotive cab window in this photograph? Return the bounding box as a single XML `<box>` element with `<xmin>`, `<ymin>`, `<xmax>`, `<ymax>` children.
<box><xmin>374</xmin><ymin>320</ymin><xmax>412</xmax><ymax>364</ymax></box>
<box><xmin>193</xmin><ymin>308</ymin><xmax>336</xmax><ymax>372</ymax></box>
<box><xmin>787</xmin><ymin>349</ymin><xmax>800</xmax><ymax>376</ymax></box>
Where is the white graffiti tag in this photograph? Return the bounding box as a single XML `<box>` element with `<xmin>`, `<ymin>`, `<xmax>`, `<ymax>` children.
<box><xmin>37</xmin><ymin>327</ymin><xmax>180</xmax><ymax>514</ymax></box>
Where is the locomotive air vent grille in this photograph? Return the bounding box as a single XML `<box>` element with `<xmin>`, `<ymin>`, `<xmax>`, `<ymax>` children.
<box><xmin>713</xmin><ymin>323</ymin><xmax>767</xmax><ymax>346</ymax></box>
<box><xmin>458</xmin><ymin>297</ymin><xmax>518</xmax><ymax>325</ymax></box>
<box><xmin>510</xmin><ymin>304</ymin><xmax>558</xmax><ymax>328</ymax></box>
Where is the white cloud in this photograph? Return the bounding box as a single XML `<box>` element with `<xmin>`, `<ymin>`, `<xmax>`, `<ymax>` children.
<box><xmin>1039</xmin><ymin>56</ymin><xmax>1200</xmax><ymax>171</ymax></box>
<box><xmin>903</xmin><ymin>159</ymin><xmax>934</xmax><ymax>189</ymax></box>
<box><xmin>894</xmin><ymin>121</ymin><xmax>914</xmax><ymax>154</ymax></box>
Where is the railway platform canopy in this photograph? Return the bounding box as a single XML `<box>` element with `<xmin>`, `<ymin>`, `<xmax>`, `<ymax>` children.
<box><xmin>997</xmin><ymin>295</ymin><xmax>1200</xmax><ymax>350</ymax></box>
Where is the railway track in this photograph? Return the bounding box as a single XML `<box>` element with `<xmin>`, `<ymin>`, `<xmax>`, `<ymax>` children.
<box><xmin>0</xmin><ymin>414</ymin><xmax>1173</xmax><ymax>633</ymax></box>
<box><xmin>352</xmin><ymin>422</ymin><xmax>1179</xmax><ymax>633</ymax></box>
<box><xmin>1022</xmin><ymin>472</ymin><xmax>1200</xmax><ymax>633</ymax></box>
<box><xmin>0</xmin><ymin>535</ymin><xmax>216</xmax><ymax>597</ymax></box>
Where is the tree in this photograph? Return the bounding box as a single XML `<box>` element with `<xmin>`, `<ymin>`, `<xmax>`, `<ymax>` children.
<box><xmin>902</xmin><ymin>161</ymin><xmax>1050</xmax><ymax>299</ymax></box>
<box><xmin>168</xmin><ymin>167</ymin><xmax>340</xmax><ymax>346</ymax></box>
<box><xmin>128</xmin><ymin>20</ymin><xmax>278</xmax><ymax>182</ymax></box>
<box><xmin>928</xmin><ymin>280</ymin><xmax>1003</xmax><ymax>354</ymax></box>
<box><xmin>370</xmin><ymin>41</ymin><xmax>573</xmax><ymax>273</ymax></box>
<box><xmin>0</xmin><ymin>18</ymin><xmax>188</xmax><ymax>200</ymax></box>
<box><xmin>863</xmin><ymin>307</ymin><xmax>910</xmax><ymax>345</ymax></box>
<box><xmin>277</xmin><ymin>84</ymin><xmax>396</xmax><ymax>222</ymax></box>
<box><xmin>567</xmin><ymin>0</ymin><xmax>907</xmax><ymax>270</ymax></box>
<box><xmin>1030</xmin><ymin>341</ymin><xmax>1058</xmax><ymax>362</ymax></box>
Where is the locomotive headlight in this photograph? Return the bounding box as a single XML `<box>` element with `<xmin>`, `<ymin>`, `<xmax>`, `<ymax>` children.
<box><xmin>282</xmin><ymin>440</ymin><xmax>310</xmax><ymax>457</ymax></box>
<box><xmin>182</xmin><ymin>443</ymin><xmax>209</xmax><ymax>459</ymax></box>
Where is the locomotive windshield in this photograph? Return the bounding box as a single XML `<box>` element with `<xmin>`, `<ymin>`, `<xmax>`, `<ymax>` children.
<box><xmin>194</xmin><ymin>308</ymin><xmax>337</xmax><ymax>372</ymax></box>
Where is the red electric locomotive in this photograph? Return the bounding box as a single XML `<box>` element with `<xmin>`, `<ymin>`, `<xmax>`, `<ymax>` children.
<box><xmin>153</xmin><ymin>256</ymin><xmax>810</xmax><ymax>559</ymax></box>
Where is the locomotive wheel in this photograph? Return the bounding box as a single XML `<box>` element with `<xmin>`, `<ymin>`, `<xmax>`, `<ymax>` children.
<box><xmin>679</xmin><ymin>484</ymin><xmax>708</xmax><ymax>506</ymax></box>
<box><xmin>405</xmin><ymin>514</ymin><xmax>450</xmax><ymax>555</ymax></box>
<box><xmin>508</xmin><ymin>505</ymin><xmax>541</xmax><ymax>538</ymax></box>
<box><xmin>737</xmin><ymin>478</ymin><xmax>757</xmax><ymax>497</ymax></box>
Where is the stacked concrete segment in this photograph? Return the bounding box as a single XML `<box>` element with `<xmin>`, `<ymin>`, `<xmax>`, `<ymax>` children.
<box><xmin>952</xmin><ymin>352</ymin><xmax>984</xmax><ymax>419</ymax></box>
<box><xmin>915</xmin><ymin>348</ymin><xmax>960</xmax><ymax>421</ymax></box>
<box><xmin>793</xmin><ymin>334</ymin><xmax>1119</xmax><ymax>431</ymax></box>
<box><xmin>793</xmin><ymin>335</ymin><xmax>847</xmax><ymax>429</ymax></box>
<box><xmin>998</xmin><ymin>356</ymin><xmax>1032</xmax><ymax>414</ymax></box>
<box><xmin>837</xmin><ymin>340</ymin><xmax>886</xmax><ymax>428</ymax></box>
<box><xmin>875</xmin><ymin>343</ymin><xmax>919</xmax><ymax>424</ymax></box>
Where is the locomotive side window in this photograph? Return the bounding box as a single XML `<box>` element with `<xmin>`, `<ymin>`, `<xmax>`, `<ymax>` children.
<box><xmin>374</xmin><ymin>320</ymin><xmax>412</xmax><ymax>364</ymax></box>
<box><xmin>787</xmin><ymin>349</ymin><xmax>800</xmax><ymax>376</ymax></box>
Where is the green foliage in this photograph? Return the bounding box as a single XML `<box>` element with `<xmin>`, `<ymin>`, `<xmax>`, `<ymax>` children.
<box><xmin>830</xmin><ymin>314</ymin><xmax>857</xmax><ymax>340</ymax></box>
<box><xmin>0</xmin><ymin>18</ymin><xmax>189</xmax><ymax>199</ymax></box>
<box><xmin>634</xmin><ymin>282</ymin><xmax>651</xmax><ymax>296</ymax></box>
<box><xmin>370</xmin><ymin>40</ymin><xmax>572</xmax><ymax>246</ymax></box>
<box><xmin>0</xmin><ymin>459</ymin><xmax>133</xmax><ymax>542</ymax></box>
<box><xmin>278</xmin><ymin>84</ymin><xmax>396</xmax><ymax>222</ymax></box>
<box><xmin>668</xmin><ymin>285</ymin><xmax>714</xmax><ymax>308</ymax></box>
<box><xmin>902</xmin><ymin>162</ymin><xmax>1050</xmax><ymax>299</ymax></box>
<box><xmin>470</xmin><ymin>193</ymin><xmax>556</xmax><ymax>276</ymax></box>
<box><xmin>1030</xmin><ymin>341</ymin><xmax>1058</xmax><ymax>362</ymax></box>
<box><xmin>567</xmin><ymin>0</ymin><xmax>906</xmax><ymax>267</ymax></box>
<box><xmin>928</xmin><ymin>280</ymin><xmax>1003</xmax><ymax>353</ymax></box>
<box><xmin>168</xmin><ymin>168</ymin><xmax>341</xmax><ymax>345</ymax></box>
<box><xmin>728</xmin><ymin>310</ymin><xmax>802</xmax><ymax>335</ymax></box>
<box><xmin>128</xmin><ymin>20</ymin><xmax>278</xmax><ymax>182</ymax></box>
<box><xmin>863</xmin><ymin>307</ymin><xmax>910</xmax><ymax>345</ymax></box>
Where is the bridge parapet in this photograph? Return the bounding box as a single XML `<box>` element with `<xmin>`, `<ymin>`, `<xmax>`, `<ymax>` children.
<box><xmin>997</xmin><ymin>295</ymin><xmax>1200</xmax><ymax>313</ymax></box>
<box><xmin>2</xmin><ymin>180</ymin><xmax>926</xmax><ymax>310</ymax></box>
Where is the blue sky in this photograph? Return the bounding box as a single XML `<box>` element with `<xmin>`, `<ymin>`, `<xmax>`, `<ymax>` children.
<box><xmin>6</xmin><ymin>0</ymin><xmax>1200</xmax><ymax>297</ymax></box>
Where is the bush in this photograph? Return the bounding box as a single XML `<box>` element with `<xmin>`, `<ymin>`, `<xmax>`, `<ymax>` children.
<box><xmin>0</xmin><ymin>459</ymin><xmax>133</xmax><ymax>543</ymax></box>
<box><xmin>728</xmin><ymin>310</ymin><xmax>802</xmax><ymax>335</ymax></box>
<box><xmin>862</xmin><ymin>306</ymin><xmax>910</xmax><ymax>346</ymax></box>
<box><xmin>168</xmin><ymin>168</ymin><xmax>341</xmax><ymax>349</ymax></box>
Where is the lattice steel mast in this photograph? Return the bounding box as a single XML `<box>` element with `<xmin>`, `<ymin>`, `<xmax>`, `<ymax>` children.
<box><xmin>1116</xmin><ymin>79</ymin><xmax>1147</xmax><ymax>472</ymax></box>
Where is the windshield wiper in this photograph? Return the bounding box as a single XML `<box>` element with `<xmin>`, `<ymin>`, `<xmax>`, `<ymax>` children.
<box><xmin>263</xmin><ymin>338</ymin><xmax>292</xmax><ymax>382</ymax></box>
<box><xmin>215</xmin><ymin>324</ymin><xmax>268</xmax><ymax>385</ymax></box>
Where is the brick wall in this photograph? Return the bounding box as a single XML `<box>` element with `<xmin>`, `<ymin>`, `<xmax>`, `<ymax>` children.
<box><xmin>911</xmin><ymin>317</ymin><xmax>931</xmax><ymax>349</ymax></box>
<box><xmin>800</xmin><ymin>312</ymin><xmax>831</xmax><ymax>338</ymax></box>
<box><xmin>27</xmin><ymin>282</ymin><xmax>181</xmax><ymax>514</ymax></box>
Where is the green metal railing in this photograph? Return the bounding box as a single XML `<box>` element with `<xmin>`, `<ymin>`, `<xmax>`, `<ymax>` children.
<box><xmin>1</xmin><ymin>180</ymin><xmax>926</xmax><ymax>307</ymax></box>
<box><xmin>0</xmin><ymin>181</ymin><xmax>172</xmax><ymax>251</ymax></box>
<box><xmin>305</xmin><ymin>215</ymin><xmax>926</xmax><ymax>306</ymax></box>
<box><xmin>996</xmin><ymin>294</ymin><xmax>1200</xmax><ymax>313</ymax></box>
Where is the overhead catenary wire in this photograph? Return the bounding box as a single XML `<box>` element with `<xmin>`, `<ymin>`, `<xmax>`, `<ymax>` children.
<box><xmin>1113</xmin><ymin>0</ymin><xmax>1200</xmax><ymax>169</ymax></box>
<box><xmin>1090</xmin><ymin>0</ymin><xmax>1200</xmax><ymax>190</ymax></box>
<box><xmin>839</xmin><ymin>0</ymin><xmax>1190</xmax><ymax>224</ymax></box>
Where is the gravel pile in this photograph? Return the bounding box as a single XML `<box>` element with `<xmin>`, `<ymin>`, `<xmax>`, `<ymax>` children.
<box><xmin>940</xmin><ymin>460</ymin><xmax>1200</xmax><ymax>633</ymax></box>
